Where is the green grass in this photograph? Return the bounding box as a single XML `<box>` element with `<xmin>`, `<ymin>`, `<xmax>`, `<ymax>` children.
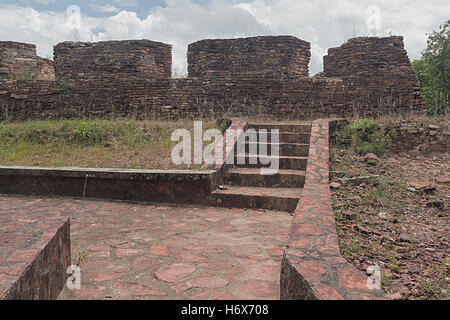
<box><xmin>338</xmin><ymin>118</ymin><xmax>390</xmax><ymax>156</ymax></box>
<box><xmin>0</xmin><ymin>119</ymin><xmax>221</xmax><ymax>170</ymax></box>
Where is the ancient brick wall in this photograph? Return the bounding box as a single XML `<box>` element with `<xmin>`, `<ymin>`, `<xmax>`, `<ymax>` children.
<box><xmin>0</xmin><ymin>41</ymin><xmax>55</xmax><ymax>81</ymax></box>
<box><xmin>382</xmin><ymin>118</ymin><xmax>450</xmax><ymax>153</ymax></box>
<box><xmin>53</xmin><ymin>40</ymin><xmax>172</xmax><ymax>83</ymax></box>
<box><xmin>323</xmin><ymin>36</ymin><xmax>424</xmax><ymax>113</ymax></box>
<box><xmin>0</xmin><ymin>36</ymin><xmax>426</xmax><ymax>121</ymax></box>
<box><xmin>187</xmin><ymin>36</ymin><xmax>311</xmax><ymax>78</ymax></box>
<box><xmin>37</xmin><ymin>58</ymin><xmax>55</xmax><ymax>80</ymax></box>
<box><xmin>1</xmin><ymin>76</ymin><xmax>420</xmax><ymax>121</ymax></box>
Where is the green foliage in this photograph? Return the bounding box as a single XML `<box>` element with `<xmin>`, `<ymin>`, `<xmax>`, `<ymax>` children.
<box><xmin>216</xmin><ymin>118</ymin><xmax>232</xmax><ymax>133</ymax></box>
<box><xmin>0</xmin><ymin>119</ymin><xmax>220</xmax><ymax>169</ymax></box>
<box><xmin>411</xmin><ymin>20</ymin><xmax>449</xmax><ymax>115</ymax></box>
<box><xmin>0</xmin><ymin>119</ymin><xmax>142</xmax><ymax>148</ymax></box>
<box><xmin>55</xmin><ymin>79</ymin><xmax>74</xmax><ymax>94</ymax></box>
<box><xmin>339</xmin><ymin>119</ymin><xmax>390</xmax><ymax>156</ymax></box>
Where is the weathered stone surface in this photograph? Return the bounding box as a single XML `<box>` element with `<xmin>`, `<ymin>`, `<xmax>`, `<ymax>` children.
<box><xmin>0</xmin><ymin>41</ymin><xmax>54</xmax><ymax>80</ymax></box>
<box><xmin>323</xmin><ymin>36</ymin><xmax>424</xmax><ymax>115</ymax></box>
<box><xmin>155</xmin><ymin>263</ymin><xmax>196</xmax><ymax>283</ymax></box>
<box><xmin>188</xmin><ymin>36</ymin><xmax>311</xmax><ymax>78</ymax></box>
<box><xmin>0</xmin><ymin>35</ymin><xmax>425</xmax><ymax>121</ymax></box>
<box><xmin>54</xmin><ymin>40</ymin><xmax>172</xmax><ymax>82</ymax></box>
<box><xmin>280</xmin><ymin>119</ymin><xmax>386</xmax><ymax>300</ymax></box>
<box><xmin>0</xmin><ymin>166</ymin><xmax>219</xmax><ymax>205</ymax></box>
<box><xmin>381</xmin><ymin>119</ymin><xmax>449</xmax><ymax>154</ymax></box>
<box><xmin>0</xmin><ymin>211</ymin><xmax>70</xmax><ymax>300</ymax></box>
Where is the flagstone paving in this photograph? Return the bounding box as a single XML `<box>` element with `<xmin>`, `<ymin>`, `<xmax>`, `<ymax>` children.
<box><xmin>0</xmin><ymin>194</ymin><xmax>291</xmax><ymax>300</ymax></box>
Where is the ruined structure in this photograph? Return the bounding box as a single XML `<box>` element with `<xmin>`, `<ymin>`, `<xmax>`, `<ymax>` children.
<box><xmin>0</xmin><ymin>35</ymin><xmax>425</xmax><ymax>120</ymax></box>
<box><xmin>0</xmin><ymin>42</ymin><xmax>54</xmax><ymax>81</ymax></box>
<box><xmin>54</xmin><ymin>40</ymin><xmax>172</xmax><ymax>82</ymax></box>
<box><xmin>188</xmin><ymin>36</ymin><xmax>310</xmax><ymax>78</ymax></box>
<box><xmin>323</xmin><ymin>36</ymin><xmax>424</xmax><ymax>113</ymax></box>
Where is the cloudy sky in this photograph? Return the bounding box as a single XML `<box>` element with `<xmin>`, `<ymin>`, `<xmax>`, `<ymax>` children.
<box><xmin>1</xmin><ymin>0</ymin><xmax>448</xmax><ymax>75</ymax></box>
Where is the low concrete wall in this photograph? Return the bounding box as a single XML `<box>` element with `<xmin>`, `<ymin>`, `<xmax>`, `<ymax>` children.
<box><xmin>280</xmin><ymin>119</ymin><xmax>386</xmax><ymax>300</ymax></box>
<box><xmin>0</xmin><ymin>166</ymin><xmax>218</xmax><ymax>205</ymax></box>
<box><xmin>0</xmin><ymin>212</ymin><xmax>70</xmax><ymax>300</ymax></box>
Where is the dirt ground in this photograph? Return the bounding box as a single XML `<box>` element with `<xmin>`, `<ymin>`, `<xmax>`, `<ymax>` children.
<box><xmin>330</xmin><ymin>149</ymin><xmax>449</xmax><ymax>300</ymax></box>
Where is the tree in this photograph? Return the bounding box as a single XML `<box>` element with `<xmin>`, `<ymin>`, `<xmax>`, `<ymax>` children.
<box><xmin>412</xmin><ymin>20</ymin><xmax>449</xmax><ymax>115</ymax></box>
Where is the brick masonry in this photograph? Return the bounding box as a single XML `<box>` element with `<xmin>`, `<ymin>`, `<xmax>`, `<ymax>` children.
<box><xmin>280</xmin><ymin>119</ymin><xmax>386</xmax><ymax>300</ymax></box>
<box><xmin>0</xmin><ymin>41</ymin><xmax>55</xmax><ymax>81</ymax></box>
<box><xmin>188</xmin><ymin>36</ymin><xmax>311</xmax><ymax>78</ymax></box>
<box><xmin>323</xmin><ymin>36</ymin><xmax>424</xmax><ymax>115</ymax></box>
<box><xmin>53</xmin><ymin>40</ymin><xmax>172</xmax><ymax>82</ymax></box>
<box><xmin>0</xmin><ymin>35</ymin><xmax>425</xmax><ymax>120</ymax></box>
<box><xmin>382</xmin><ymin>118</ymin><xmax>450</xmax><ymax>153</ymax></box>
<box><xmin>0</xmin><ymin>211</ymin><xmax>70</xmax><ymax>300</ymax></box>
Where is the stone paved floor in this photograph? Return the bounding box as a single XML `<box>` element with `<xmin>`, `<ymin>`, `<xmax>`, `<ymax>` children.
<box><xmin>0</xmin><ymin>194</ymin><xmax>291</xmax><ymax>300</ymax></box>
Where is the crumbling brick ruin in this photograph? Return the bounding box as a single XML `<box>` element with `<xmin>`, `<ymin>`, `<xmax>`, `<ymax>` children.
<box><xmin>0</xmin><ymin>35</ymin><xmax>425</xmax><ymax>120</ymax></box>
<box><xmin>0</xmin><ymin>42</ymin><xmax>54</xmax><ymax>81</ymax></box>
<box><xmin>188</xmin><ymin>36</ymin><xmax>310</xmax><ymax>78</ymax></box>
<box><xmin>54</xmin><ymin>40</ymin><xmax>172</xmax><ymax>82</ymax></box>
<box><xmin>323</xmin><ymin>36</ymin><xmax>424</xmax><ymax>113</ymax></box>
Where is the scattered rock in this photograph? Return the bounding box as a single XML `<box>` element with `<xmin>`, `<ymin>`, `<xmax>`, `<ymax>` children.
<box><xmin>339</xmin><ymin>175</ymin><xmax>380</xmax><ymax>185</ymax></box>
<box><xmin>378</xmin><ymin>212</ymin><xmax>398</xmax><ymax>223</ymax></box>
<box><xmin>330</xmin><ymin>182</ymin><xmax>341</xmax><ymax>189</ymax></box>
<box><xmin>426</xmin><ymin>200</ymin><xmax>444</xmax><ymax>210</ymax></box>
<box><xmin>364</xmin><ymin>154</ymin><xmax>379</xmax><ymax>166</ymax></box>
<box><xmin>408</xmin><ymin>266</ymin><xmax>420</xmax><ymax>274</ymax></box>
<box><xmin>435</xmin><ymin>176</ymin><xmax>450</xmax><ymax>184</ymax></box>
<box><xmin>354</xmin><ymin>225</ymin><xmax>381</xmax><ymax>236</ymax></box>
<box><xmin>341</xmin><ymin>196</ymin><xmax>361</xmax><ymax>202</ymax></box>
<box><xmin>407</xmin><ymin>181</ymin><xmax>436</xmax><ymax>193</ymax></box>
<box><xmin>364</xmin><ymin>153</ymin><xmax>378</xmax><ymax>160</ymax></box>
<box><xmin>354</xmin><ymin>225</ymin><xmax>370</xmax><ymax>234</ymax></box>
<box><xmin>343</xmin><ymin>211</ymin><xmax>357</xmax><ymax>220</ymax></box>
<box><xmin>388</xmin><ymin>292</ymin><xmax>404</xmax><ymax>300</ymax></box>
<box><xmin>408</xmin><ymin>181</ymin><xmax>432</xmax><ymax>190</ymax></box>
<box><xmin>399</xmin><ymin>233</ymin><xmax>418</xmax><ymax>244</ymax></box>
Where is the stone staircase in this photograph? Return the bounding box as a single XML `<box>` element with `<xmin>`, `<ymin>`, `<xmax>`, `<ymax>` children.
<box><xmin>211</xmin><ymin>123</ymin><xmax>311</xmax><ymax>212</ymax></box>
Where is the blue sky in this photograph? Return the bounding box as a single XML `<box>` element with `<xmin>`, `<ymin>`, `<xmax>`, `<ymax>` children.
<box><xmin>12</xmin><ymin>0</ymin><xmax>168</xmax><ymax>18</ymax></box>
<box><xmin>9</xmin><ymin>0</ymin><xmax>248</xmax><ymax>18</ymax></box>
<box><xmin>1</xmin><ymin>0</ymin><xmax>448</xmax><ymax>75</ymax></box>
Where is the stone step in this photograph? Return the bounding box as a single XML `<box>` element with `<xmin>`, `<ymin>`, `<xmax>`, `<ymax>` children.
<box><xmin>228</xmin><ymin>168</ymin><xmax>306</xmax><ymax>188</ymax></box>
<box><xmin>238</xmin><ymin>130</ymin><xmax>310</xmax><ymax>144</ymax></box>
<box><xmin>233</xmin><ymin>154</ymin><xmax>307</xmax><ymax>170</ymax></box>
<box><xmin>244</xmin><ymin>142</ymin><xmax>309</xmax><ymax>157</ymax></box>
<box><xmin>256</xmin><ymin>132</ymin><xmax>311</xmax><ymax>144</ymax></box>
<box><xmin>246</xmin><ymin>123</ymin><xmax>311</xmax><ymax>134</ymax></box>
<box><xmin>210</xmin><ymin>185</ymin><xmax>301</xmax><ymax>212</ymax></box>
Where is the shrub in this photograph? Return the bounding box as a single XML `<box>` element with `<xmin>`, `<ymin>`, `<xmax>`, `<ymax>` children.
<box><xmin>339</xmin><ymin>119</ymin><xmax>390</xmax><ymax>156</ymax></box>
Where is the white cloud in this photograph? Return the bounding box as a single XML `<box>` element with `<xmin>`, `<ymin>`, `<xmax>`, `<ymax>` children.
<box><xmin>90</xmin><ymin>4</ymin><xmax>121</xmax><ymax>13</ymax></box>
<box><xmin>113</xmin><ymin>0</ymin><xmax>138</xmax><ymax>7</ymax></box>
<box><xmin>0</xmin><ymin>0</ymin><xmax>448</xmax><ymax>75</ymax></box>
<box><xmin>33</xmin><ymin>0</ymin><xmax>59</xmax><ymax>4</ymax></box>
